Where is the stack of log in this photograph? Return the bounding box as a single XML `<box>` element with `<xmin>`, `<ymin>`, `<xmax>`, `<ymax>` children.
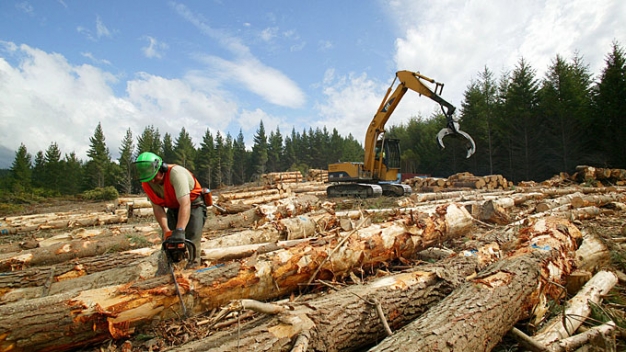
<box><xmin>1</xmin><ymin>181</ymin><xmax>625</xmax><ymax>351</ymax></box>
<box><xmin>261</xmin><ymin>171</ymin><xmax>303</xmax><ymax>186</ymax></box>
<box><xmin>306</xmin><ymin>168</ymin><xmax>328</xmax><ymax>182</ymax></box>
<box><xmin>571</xmin><ymin>165</ymin><xmax>626</xmax><ymax>186</ymax></box>
<box><xmin>404</xmin><ymin>172</ymin><xmax>512</xmax><ymax>192</ymax></box>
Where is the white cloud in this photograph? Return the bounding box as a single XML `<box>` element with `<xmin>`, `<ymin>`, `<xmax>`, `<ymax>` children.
<box><xmin>15</xmin><ymin>2</ymin><xmax>34</xmax><ymax>15</ymax></box>
<box><xmin>318</xmin><ymin>40</ymin><xmax>333</xmax><ymax>51</ymax></box>
<box><xmin>126</xmin><ymin>72</ymin><xmax>237</xmax><ymax>140</ymax></box>
<box><xmin>81</xmin><ymin>52</ymin><xmax>111</xmax><ymax>65</ymax></box>
<box><xmin>197</xmin><ymin>55</ymin><xmax>306</xmax><ymax>108</ymax></box>
<box><xmin>388</xmin><ymin>0</ymin><xmax>626</xmax><ymax>112</ymax></box>
<box><xmin>96</xmin><ymin>16</ymin><xmax>111</xmax><ymax>39</ymax></box>
<box><xmin>0</xmin><ymin>43</ymin><xmax>239</xmax><ymax>160</ymax></box>
<box><xmin>0</xmin><ymin>44</ymin><xmax>124</xmax><ymax>159</ymax></box>
<box><xmin>173</xmin><ymin>2</ymin><xmax>306</xmax><ymax>108</ymax></box>
<box><xmin>260</xmin><ymin>27</ymin><xmax>278</xmax><ymax>42</ymax></box>
<box><xmin>314</xmin><ymin>71</ymin><xmax>386</xmax><ymax>144</ymax></box>
<box><xmin>141</xmin><ymin>36</ymin><xmax>168</xmax><ymax>59</ymax></box>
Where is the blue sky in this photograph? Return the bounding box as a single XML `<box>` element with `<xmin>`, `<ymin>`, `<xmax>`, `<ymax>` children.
<box><xmin>0</xmin><ymin>0</ymin><xmax>624</xmax><ymax>168</ymax></box>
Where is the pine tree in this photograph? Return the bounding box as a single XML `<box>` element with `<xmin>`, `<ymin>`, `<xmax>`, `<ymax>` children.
<box><xmin>500</xmin><ymin>58</ymin><xmax>541</xmax><ymax>182</ymax></box>
<box><xmin>10</xmin><ymin>143</ymin><xmax>32</xmax><ymax>193</ymax></box>
<box><xmin>162</xmin><ymin>133</ymin><xmax>176</xmax><ymax>162</ymax></box>
<box><xmin>117</xmin><ymin>128</ymin><xmax>135</xmax><ymax>194</ymax></box>
<box><xmin>594</xmin><ymin>41</ymin><xmax>626</xmax><ymax>167</ymax></box>
<box><xmin>249</xmin><ymin>121</ymin><xmax>268</xmax><ymax>180</ymax></box>
<box><xmin>222</xmin><ymin>133</ymin><xmax>234</xmax><ymax>185</ymax></box>
<box><xmin>85</xmin><ymin>122</ymin><xmax>112</xmax><ymax>189</ymax></box>
<box><xmin>460</xmin><ymin>66</ymin><xmax>499</xmax><ymax>175</ymax></box>
<box><xmin>214</xmin><ymin>131</ymin><xmax>224</xmax><ymax>186</ymax></box>
<box><xmin>539</xmin><ymin>54</ymin><xmax>593</xmax><ymax>175</ymax></box>
<box><xmin>267</xmin><ymin>127</ymin><xmax>283</xmax><ymax>173</ymax></box>
<box><xmin>60</xmin><ymin>152</ymin><xmax>83</xmax><ymax>195</ymax></box>
<box><xmin>232</xmin><ymin>130</ymin><xmax>247</xmax><ymax>184</ymax></box>
<box><xmin>44</xmin><ymin>142</ymin><xmax>62</xmax><ymax>193</ymax></box>
<box><xmin>329</xmin><ymin>128</ymin><xmax>343</xmax><ymax>165</ymax></box>
<box><xmin>32</xmin><ymin>151</ymin><xmax>45</xmax><ymax>189</ymax></box>
<box><xmin>283</xmin><ymin>128</ymin><xmax>298</xmax><ymax>170</ymax></box>
<box><xmin>136</xmin><ymin>125</ymin><xmax>162</xmax><ymax>155</ymax></box>
<box><xmin>196</xmin><ymin>129</ymin><xmax>215</xmax><ymax>188</ymax></box>
<box><xmin>173</xmin><ymin>127</ymin><xmax>196</xmax><ymax>172</ymax></box>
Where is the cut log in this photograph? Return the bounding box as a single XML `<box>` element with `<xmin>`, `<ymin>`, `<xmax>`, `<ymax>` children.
<box><xmin>368</xmin><ymin>217</ymin><xmax>579</xmax><ymax>351</ymax></box>
<box><xmin>574</xmin><ymin>230</ymin><xmax>612</xmax><ymax>273</ymax></box>
<box><xmin>532</xmin><ymin>270</ymin><xmax>618</xmax><ymax>347</ymax></box>
<box><xmin>0</xmin><ymin>204</ymin><xmax>472</xmax><ymax>352</ymax></box>
<box><xmin>0</xmin><ymin>248</ymin><xmax>158</xmax><ymax>304</ymax></box>
<box><xmin>0</xmin><ymin>230</ymin><xmax>160</xmax><ymax>271</ymax></box>
<box><xmin>164</xmin><ymin>215</ymin><xmax>584</xmax><ymax>352</ymax></box>
<box><xmin>203</xmin><ymin>208</ymin><xmax>262</xmax><ymax>231</ymax></box>
<box><xmin>0</xmin><ymin>212</ymin><xmax>128</xmax><ymax>235</ymax></box>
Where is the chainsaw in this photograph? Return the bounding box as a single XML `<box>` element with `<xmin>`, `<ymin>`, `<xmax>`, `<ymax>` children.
<box><xmin>162</xmin><ymin>229</ymin><xmax>196</xmax><ymax>318</ymax></box>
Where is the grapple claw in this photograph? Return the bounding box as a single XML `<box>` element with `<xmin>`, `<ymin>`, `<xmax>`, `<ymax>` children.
<box><xmin>437</xmin><ymin>125</ymin><xmax>476</xmax><ymax>159</ymax></box>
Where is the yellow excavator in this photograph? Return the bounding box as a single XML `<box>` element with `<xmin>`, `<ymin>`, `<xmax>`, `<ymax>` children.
<box><xmin>327</xmin><ymin>70</ymin><xmax>476</xmax><ymax>198</ymax></box>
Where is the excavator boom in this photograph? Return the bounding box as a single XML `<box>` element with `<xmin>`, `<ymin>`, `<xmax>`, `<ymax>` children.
<box><xmin>327</xmin><ymin>70</ymin><xmax>476</xmax><ymax>198</ymax></box>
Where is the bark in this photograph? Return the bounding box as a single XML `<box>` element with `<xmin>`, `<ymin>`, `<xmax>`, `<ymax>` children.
<box><xmin>369</xmin><ymin>216</ymin><xmax>580</xmax><ymax>352</ymax></box>
<box><xmin>0</xmin><ymin>231</ymin><xmax>160</xmax><ymax>271</ymax></box>
<box><xmin>203</xmin><ymin>208</ymin><xmax>262</xmax><ymax>231</ymax></box>
<box><xmin>0</xmin><ymin>204</ymin><xmax>472</xmax><ymax>352</ymax></box>
<box><xmin>0</xmin><ymin>212</ymin><xmax>128</xmax><ymax>235</ymax></box>
<box><xmin>0</xmin><ymin>248</ymin><xmax>158</xmax><ymax>304</ymax></box>
<box><xmin>169</xmin><ymin>240</ymin><xmax>505</xmax><ymax>351</ymax></box>
<box><xmin>218</xmin><ymin>189</ymin><xmax>280</xmax><ymax>202</ymax></box>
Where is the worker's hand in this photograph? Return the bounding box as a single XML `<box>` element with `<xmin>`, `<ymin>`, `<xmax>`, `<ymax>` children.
<box><xmin>170</xmin><ymin>228</ymin><xmax>186</xmax><ymax>242</ymax></box>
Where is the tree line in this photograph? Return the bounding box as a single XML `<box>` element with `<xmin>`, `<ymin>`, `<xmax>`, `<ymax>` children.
<box><xmin>3</xmin><ymin>41</ymin><xmax>625</xmax><ymax>198</ymax></box>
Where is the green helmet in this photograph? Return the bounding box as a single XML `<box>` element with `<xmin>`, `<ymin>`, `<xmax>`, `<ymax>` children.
<box><xmin>135</xmin><ymin>152</ymin><xmax>163</xmax><ymax>182</ymax></box>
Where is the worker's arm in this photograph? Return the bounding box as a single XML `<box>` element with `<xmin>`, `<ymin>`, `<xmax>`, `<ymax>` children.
<box><xmin>175</xmin><ymin>194</ymin><xmax>191</xmax><ymax>230</ymax></box>
<box><xmin>152</xmin><ymin>203</ymin><xmax>170</xmax><ymax>233</ymax></box>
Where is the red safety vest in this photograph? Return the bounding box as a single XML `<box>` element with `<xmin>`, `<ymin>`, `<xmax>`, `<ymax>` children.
<box><xmin>142</xmin><ymin>164</ymin><xmax>202</xmax><ymax>209</ymax></box>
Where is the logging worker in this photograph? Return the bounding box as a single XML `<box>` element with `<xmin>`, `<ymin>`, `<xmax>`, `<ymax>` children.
<box><xmin>134</xmin><ymin>151</ymin><xmax>206</xmax><ymax>269</ymax></box>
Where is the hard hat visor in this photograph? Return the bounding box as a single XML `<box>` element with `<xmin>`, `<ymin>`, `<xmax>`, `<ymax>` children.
<box><xmin>134</xmin><ymin>152</ymin><xmax>163</xmax><ymax>182</ymax></box>
<box><xmin>135</xmin><ymin>160</ymin><xmax>159</xmax><ymax>182</ymax></box>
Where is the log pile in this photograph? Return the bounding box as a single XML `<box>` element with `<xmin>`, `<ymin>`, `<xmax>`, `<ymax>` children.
<box><xmin>1</xmin><ymin>177</ymin><xmax>625</xmax><ymax>351</ymax></box>
<box><xmin>404</xmin><ymin>171</ymin><xmax>512</xmax><ymax>192</ymax></box>
<box><xmin>261</xmin><ymin>171</ymin><xmax>304</xmax><ymax>185</ymax></box>
<box><xmin>522</xmin><ymin>165</ymin><xmax>626</xmax><ymax>188</ymax></box>
<box><xmin>307</xmin><ymin>168</ymin><xmax>328</xmax><ymax>182</ymax></box>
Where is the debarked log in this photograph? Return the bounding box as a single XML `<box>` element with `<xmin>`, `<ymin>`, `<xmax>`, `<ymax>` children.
<box><xmin>369</xmin><ymin>216</ymin><xmax>580</xmax><ymax>352</ymax></box>
<box><xmin>0</xmin><ymin>203</ymin><xmax>472</xmax><ymax>352</ymax></box>
<box><xmin>532</xmin><ymin>270</ymin><xmax>618</xmax><ymax>347</ymax></box>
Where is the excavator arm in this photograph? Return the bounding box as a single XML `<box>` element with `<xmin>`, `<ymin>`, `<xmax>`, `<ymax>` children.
<box><xmin>326</xmin><ymin>70</ymin><xmax>476</xmax><ymax>198</ymax></box>
<box><xmin>363</xmin><ymin>70</ymin><xmax>476</xmax><ymax>173</ymax></box>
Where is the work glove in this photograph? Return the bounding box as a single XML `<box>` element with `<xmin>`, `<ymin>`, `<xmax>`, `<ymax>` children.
<box><xmin>170</xmin><ymin>228</ymin><xmax>186</xmax><ymax>243</ymax></box>
<box><xmin>163</xmin><ymin>228</ymin><xmax>187</xmax><ymax>263</ymax></box>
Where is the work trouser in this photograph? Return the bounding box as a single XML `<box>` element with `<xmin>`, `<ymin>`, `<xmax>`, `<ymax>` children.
<box><xmin>166</xmin><ymin>204</ymin><xmax>207</xmax><ymax>265</ymax></box>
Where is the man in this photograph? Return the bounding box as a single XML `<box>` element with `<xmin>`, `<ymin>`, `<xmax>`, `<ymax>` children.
<box><xmin>134</xmin><ymin>151</ymin><xmax>206</xmax><ymax>268</ymax></box>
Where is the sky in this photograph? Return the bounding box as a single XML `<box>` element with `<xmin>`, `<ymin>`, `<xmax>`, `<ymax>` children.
<box><xmin>0</xmin><ymin>0</ymin><xmax>624</xmax><ymax>169</ymax></box>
